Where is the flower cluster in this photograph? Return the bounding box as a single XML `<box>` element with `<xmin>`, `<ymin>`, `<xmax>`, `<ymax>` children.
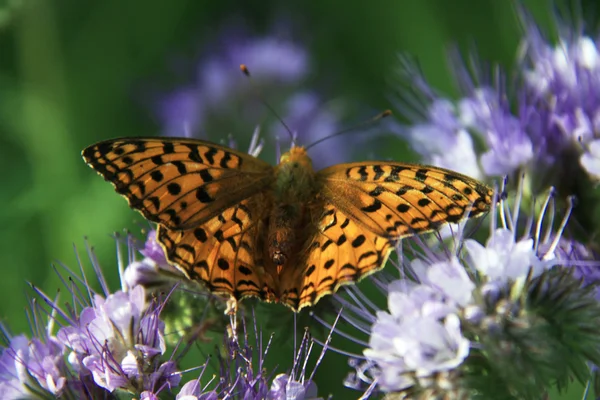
<box><xmin>327</xmin><ymin>185</ymin><xmax>600</xmax><ymax>399</ymax></box>
<box><xmin>0</xmin><ymin>231</ymin><xmax>328</xmax><ymax>399</ymax></box>
<box><xmin>522</xmin><ymin>17</ymin><xmax>600</xmax><ymax>179</ymax></box>
<box><xmin>368</xmin><ymin>14</ymin><xmax>600</xmax><ymax>397</ymax></box>
<box><xmin>391</xmin><ymin>8</ymin><xmax>600</xmax><ymax>200</ymax></box>
<box><xmin>0</xmin><ymin>236</ymin><xmax>182</xmax><ymax>399</ymax></box>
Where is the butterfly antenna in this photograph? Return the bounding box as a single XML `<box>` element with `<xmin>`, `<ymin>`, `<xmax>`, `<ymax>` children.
<box><xmin>240</xmin><ymin>64</ymin><xmax>296</xmax><ymax>146</ymax></box>
<box><xmin>304</xmin><ymin>109</ymin><xmax>392</xmax><ymax>151</ymax></box>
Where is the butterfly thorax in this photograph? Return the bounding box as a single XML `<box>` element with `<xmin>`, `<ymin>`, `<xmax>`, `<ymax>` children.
<box><xmin>273</xmin><ymin>146</ymin><xmax>316</xmax><ymax>203</ymax></box>
<box><xmin>268</xmin><ymin>147</ymin><xmax>318</xmax><ymax>272</ymax></box>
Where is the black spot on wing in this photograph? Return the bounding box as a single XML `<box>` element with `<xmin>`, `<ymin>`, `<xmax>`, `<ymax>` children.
<box><xmin>351</xmin><ymin>235</ymin><xmax>366</xmax><ymax>248</ymax></box>
<box><xmin>163</xmin><ymin>142</ymin><xmax>175</xmax><ymax>154</ymax></box>
<box><xmin>372</xmin><ymin>165</ymin><xmax>384</xmax><ymax>180</ymax></box>
<box><xmin>204</xmin><ymin>147</ymin><xmax>218</xmax><ymax>165</ymax></box>
<box><xmin>150</xmin><ymin>170</ymin><xmax>164</xmax><ymax>182</ymax></box>
<box><xmin>167</xmin><ymin>183</ymin><xmax>181</xmax><ymax>195</ymax></box>
<box><xmin>361</xmin><ymin>199</ymin><xmax>382</xmax><ymax>213</ymax></box>
<box><xmin>196</xmin><ymin>187</ymin><xmax>213</xmax><ymax>203</ymax></box>
<box><xmin>417</xmin><ymin>198</ymin><xmax>431</xmax><ymax>207</ymax></box>
<box><xmin>415</xmin><ymin>169</ymin><xmax>428</xmax><ymax>182</ymax></box>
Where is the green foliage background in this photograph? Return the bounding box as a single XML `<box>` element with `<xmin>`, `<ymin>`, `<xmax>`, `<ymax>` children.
<box><xmin>0</xmin><ymin>0</ymin><xmax>593</xmax><ymax>398</ymax></box>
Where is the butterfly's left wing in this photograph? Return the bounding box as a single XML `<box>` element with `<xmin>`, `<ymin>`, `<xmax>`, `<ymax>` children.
<box><xmin>280</xmin><ymin>162</ymin><xmax>493</xmax><ymax>310</ymax></box>
<box><xmin>83</xmin><ymin>137</ymin><xmax>278</xmax><ymax>303</ymax></box>
<box><xmin>157</xmin><ymin>193</ymin><xmax>278</xmax><ymax>303</ymax></box>
<box><xmin>82</xmin><ymin>137</ymin><xmax>274</xmax><ymax>230</ymax></box>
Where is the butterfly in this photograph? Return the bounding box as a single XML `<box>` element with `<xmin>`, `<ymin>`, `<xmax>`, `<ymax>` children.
<box><xmin>82</xmin><ymin>137</ymin><xmax>493</xmax><ymax>311</ymax></box>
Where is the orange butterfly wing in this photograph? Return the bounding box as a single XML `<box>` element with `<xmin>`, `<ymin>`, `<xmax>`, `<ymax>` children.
<box><xmin>157</xmin><ymin>195</ymin><xmax>278</xmax><ymax>302</ymax></box>
<box><xmin>82</xmin><ymin>137</ymin><xmax>277</xmax><ymax>302</ymax></box>
<box><xmin>280</xmin><ymin>162</ymin><xmax>493</xmax><ymax>310</ymax></box>
<box><xmin>82</xmin><ymin>138</ymin><xmax>273</xmax><ymax>230</ymax></box>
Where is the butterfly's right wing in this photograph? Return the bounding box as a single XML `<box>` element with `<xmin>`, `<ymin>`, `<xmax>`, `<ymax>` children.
<box><xmin>82</xmin><ymin>137</ymin><xmax>274</xmax><ymax>230</ymax></box>
<box><xmin>280</xmin><ymin>162</ymin><xmax>493</xmax><ymax>311</ymax></box>
<box><xmin>279</xmin><ymin>201</ymin><xmax>394</xmax><ymax>311</ymax></box>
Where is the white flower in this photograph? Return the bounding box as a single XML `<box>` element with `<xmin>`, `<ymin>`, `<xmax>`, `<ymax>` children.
<box><xmin>580</xmin><ymin>139</ymin><xmax>600</xmax><ymax>179</ymax></box>
<box><xmin>464</xmin><ymin>228</ymin><xmax>559</xmax><ymax>284</ymax></box>
<box><xmin>364</xmin><ymin>281</ymin><xmax>470</xmax><ymax>392</ymax></box>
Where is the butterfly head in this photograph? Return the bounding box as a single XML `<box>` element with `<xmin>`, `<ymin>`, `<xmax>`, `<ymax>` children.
<box><xmin>278</xmin><ymin>146</ymin><xmax>313</xmax><ymax>171</ymax></box>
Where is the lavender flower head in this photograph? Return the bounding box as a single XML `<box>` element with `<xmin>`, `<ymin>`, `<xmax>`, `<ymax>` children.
<box><xmin>394</xmin><ymin>61</ymin><xmax>535</xmax><ymax>182</ymax></box>
<box><xmin>323</xmin><ymin>181</ymin><xmax>600</xmax><ymax>398</ymax></box>
<box><xmin>392</xmin><ymin>8</ymin><xmax>600</xmax><ymax>192</ymax></box>
<box><xmin>0</xmin><ymin>235</ymin><xmax>183</xmax><ymax>399</ymax></box>
<box><xmin>58</xmin><ymin>285</ymin><xmax>179</xmax><ymax>393</ymax></box>
<box><xmin>0</xmin><ymin>332</ymin><xmax>67</xmax><ymax>398</ymax></box>
<box><xmin>522</xmin><ymin>18</ymin><xmax>600</xmax><ymax>179</ymax></box>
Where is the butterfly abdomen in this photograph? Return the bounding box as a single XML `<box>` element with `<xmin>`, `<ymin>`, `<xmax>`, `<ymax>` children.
<box><xmin>267</xmin><ymin>204</ymin><xmax>301</xmax><ymax>270</ymax></box>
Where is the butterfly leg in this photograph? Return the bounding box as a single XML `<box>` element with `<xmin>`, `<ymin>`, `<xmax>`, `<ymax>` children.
<box><xmin>225</xmin><ymin>297</ymin><xmax>239</xmax><ymax>315</ymax></box>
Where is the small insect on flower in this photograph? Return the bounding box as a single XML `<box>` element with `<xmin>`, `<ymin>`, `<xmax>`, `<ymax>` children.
<box><xmin>83</xmin><ymin>100</ymin><xmax>492</xmax><ymax>312</ymax></box>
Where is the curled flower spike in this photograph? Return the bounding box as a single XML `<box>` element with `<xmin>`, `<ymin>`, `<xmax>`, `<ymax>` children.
<box><xmin>321</xmin><ymin>184</ymin><xmax>600</xmax><ymax>399</ymax></box>
<box><xmin>390</xmin><ymin>6</ymin><xmax>600</xmax><ymax>202</ymax></box>
<box><xmin>520</xmin><ymin>8</ymin><xmax>600</xmax><ymax>181</ymax></box>
<box><xmin>390</xmin><ymin>57</ymin><xmax>535</xmax><ymax>182</ymax></box>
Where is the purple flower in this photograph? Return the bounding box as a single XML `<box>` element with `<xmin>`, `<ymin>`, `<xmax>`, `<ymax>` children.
<box><xmin>324</xmin><ymin>182</ymin><xmax>587</xmax><ymax>397</ymax></box>
<box><xmin>59</xmin><ymin>285</ymin><xmax>178</xmax><ymax>393</ymax></box>
<box><xmin>124</xmin><ymin>230</ymin><xmax>187</xmax><ymax>290</ymax></box>
<box><xmin>391</xmin><ymin>9</ymin><xmax>600</xmax><ymax>188</ymax></box>
<box><xmin>0</xmin><ymin>334</ymin><xmax>68</xmax><ymax>399</ymax></box>
<box><xmin>140</xmin><ymin>230</ymin><xmax>170</xmax><ymax>266</ymax></box>
<box><xmin>0</xmin><ymin>234</ymin><xmax>187</xmax><ymax>398</ymax></box>
<box><xmin>517</xmin><ymin>9</ymin><xmax>600</xmax><ymax>180</ymax></box>
<box><xmin>392</xmin><ymin>61</ymin><xmax>535</xmax><ymax>180</ymax></box>
<box><xmin>268</xmin><ymin>373</ymin><xmax>320</xmax><ymax>400</ymax></box>
<box><xmin>264</xmin><ymin>323</ymin><xmax>330</xmax><ymax>400</ymax></box>
<box><xmin>52</xmin><ymin>244</ymin><xmax>180</xmax><ymax>395</ymax></box>
<box><xmin>363</xmin><ymin>287</ymin><xmax>469</xmax><ymax>392</ymax></box>
<box><xmin>559</xmin><ymin>238</ymin><xmax>600</xmax><ymax>299</ymax></box>
<box><xmin>175</xmin><ymin>379</ymin><xmax>218</xmax><ymax>400</ymax></box>
<box><xmin>403</xmin><ymin>98</ymin><xmax>483</xmax><ymax>179</ymax></box>
<box><xmin>209</xmin><ymin>313</ymin><xmax>326</xmax><ymax>400</ymax></box>
<box><xmin>464</xmin><ymin>227</ymin><xmax>560</xmax><ymax>286</ymax></box>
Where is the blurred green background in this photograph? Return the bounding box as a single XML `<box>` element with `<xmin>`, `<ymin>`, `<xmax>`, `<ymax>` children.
<box><xmin>0</xmin><ymin>0</ymin><xmax>592</xmax><ymax>398</ymax></box>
